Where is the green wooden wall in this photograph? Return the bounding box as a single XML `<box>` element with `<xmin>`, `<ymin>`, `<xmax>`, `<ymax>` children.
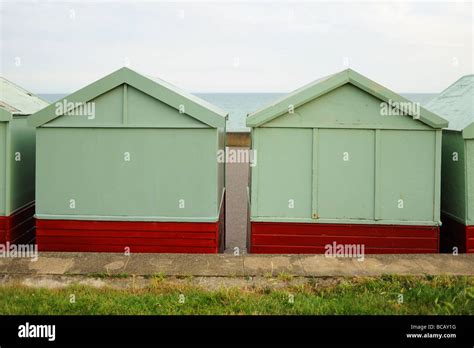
<box><xmin>317</xmin><ymin>129</ymin><xmax>375</xmax><ymax>220</ymax></box>
<box><xmin>440</xmin><ymin>133</ymin><xmax>473</xmax><ymax>226</ymax></box>
<box><xmin>0</xmin><ymin>117</ymin><xmax>36</xmax><ymax>216</ymax></box>
<box><xmin>36</xmin><ymin>84</ymin><xmax>223</xmax><ymax>222</ymax></box>
<box><xmin>9</xmin><ymin>116</ymin><xmax>36</xmax><ymax>213</ymax></box>
<box><xmin>250</xmin><ymin>84</ymin><xmax>441</xmax><ymax>226</ymax></box>
<box><xmin>0</xmin><ymin>122</ymin><xmax>6</xmax><ymax>215</ymax></box>
<box><xmin>441</xmin><ymin>131</ymin><xmax>466</xmax><ymax>223</ymax></box>
<box><xmin>467</xmin><ymin>139</ymin><xmax>474</xmax><ymax>224</ymax></box>
<box><xmin>250</xmin><ymin>128</ymin><xmax>312</xmax><ymax>218</ymax></box>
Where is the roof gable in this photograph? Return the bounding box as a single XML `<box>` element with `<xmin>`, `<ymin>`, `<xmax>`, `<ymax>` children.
<box><xmin>0</xmin><ymin>77</ymin><xmax>49</xmax><ymax>115</ymax></box>
<box><xmin>261</xmin><ymin>83</ymin><xmax>431</xmax><ymax>130</ymax></box>
<box><xmin>425</xmin><ymin>74</ymin><xmax>473</xmax><ymax>132</ymax></box>
<box><xmin>28</xmin><ymin>67</ymin><xmax>227</xmax><ymax>128</ymax></box>
<box><xmin>246</xmin><ymin>69</ymin><xmax>448</xmax><ymax>129</ymax></box>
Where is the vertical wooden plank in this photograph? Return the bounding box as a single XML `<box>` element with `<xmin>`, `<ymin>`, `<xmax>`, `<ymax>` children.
<box><xmin>312</xmin><ymin>128</ymin><xmax>319</xmax><ymax>219</ymax></box>
<box><xmin>374</xmin><ymin>129</ymin><xmax>381</xmax><ymax>220</ymax></box>
<box><xmin>215</xmin><ymin>128</ymin><xmax>221</xmax><ymax>218</ymax></box>
<box><xmin>0</xmin><ymin>123</ymin><xmax>7</xmax><ymax>216</ymax></box>
<box><xmin>464</xmin><ymin>139</ymin><xmax>471</xmax><ymax>224</ymax></box>
<box><xmin>122</xmin><ymin>84</ymin><xmax>128</xmax><ymax>124</ymax></box>
<box><xmin>317</xmin><ymin>129</ymin><xmax>375</xmax><ymax>219</ymax></box>
<box><xmin>250</xmin><ymin>129</ymin><xmax>258</xmax><ymax>218</ymax></box>
<box><xmin>378</xmin><ymin>130</ymin><xmax>435</xmax><ymax>222</ymax></box>
<box><xmin>434</xmin><ymin>129</ymin><xmax>442</xmax><ymax>223</ymax></box>
<box><xmin>5</xmin><ymin>122</ymin><xmax>11</xmax><ymax>216</ymax></box>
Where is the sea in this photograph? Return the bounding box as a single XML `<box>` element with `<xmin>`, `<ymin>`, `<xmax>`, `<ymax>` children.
<box><xmin>39</xmin><ymin>93</ymin><xmax>437</xmax><ymax>133</ymax></box>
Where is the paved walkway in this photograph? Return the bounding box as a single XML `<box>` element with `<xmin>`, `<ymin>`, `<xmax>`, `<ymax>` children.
<box><xmin>225</xmin><ymin>147</ymin><xmax>249</xmax><ymax>253</ymax></box>
<box><xmin>1</xmin><ymin>252</ymin><xmax>473</xmax><ymax>277</ymax></box>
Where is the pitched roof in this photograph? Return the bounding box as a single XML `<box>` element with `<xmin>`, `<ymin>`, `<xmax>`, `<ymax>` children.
<box><xmin>0</xmin><ymin>77</ymin><xmax>49</xmax><ymax>116</ymax></box>
<box><xmin>246</xmin><ymin>69</ymin><xmax>448</xmax><ymax>129</ymax></box>
<box><xmin>28</xmin><ymin>67</ymin><xmax>228</xmax><ymax>128</ymax></box>
<box><xmin>425</xmin><ymin>74</ymin><xmax>474</xmax><ymax>137</ymax></box>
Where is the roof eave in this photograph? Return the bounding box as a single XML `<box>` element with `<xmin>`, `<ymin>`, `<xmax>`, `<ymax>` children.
<box><xmin>347</xmin><ymin>70</ymin><xmax>448</xmax><ymax>129</ymax></box>
<box><xmin>28</xmin><ymin>68</ymin><xmax>128</xmax><ymax>128</ymax></box>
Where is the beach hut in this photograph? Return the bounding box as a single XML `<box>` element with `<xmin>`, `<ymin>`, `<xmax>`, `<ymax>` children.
<box><xmin>426</xmin><ymin>75</ymin><xmax>474</xmax><ymax>253</ymax></box>
<box><xmin>28</xmin><ymin>67</ymin><xmax>227</xmax><ymax>253</ymax></box>
<box><xmin>246</xmin><ymin>69</ymin><xmax>448</xmax><ymax>254</ymax></box>
<box><xmin>0</xmin><ymin>77</ymin><xmax>48</xmax><ymax>244</ymax></box>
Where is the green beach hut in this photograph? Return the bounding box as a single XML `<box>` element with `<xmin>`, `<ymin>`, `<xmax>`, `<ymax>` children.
<box><xmin>426</xmin><ymin>74</ymin><xmax>474</xmax><ymax>253</ymax></box>
<box><xmin>0</xmin><ymin>77</ymin><xmax>48</xmax><ymax>244</ymax></box>
<box><xmin>246</xmin><ymin>69</ymin><xmax>448</xmax><ymax>254</ymax></box>
<box><xmin>28</xmin><ymin>67</ymin><xmax>227</xmax><ymax>253</ymax></box>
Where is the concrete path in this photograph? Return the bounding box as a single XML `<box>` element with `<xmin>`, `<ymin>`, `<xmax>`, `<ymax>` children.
<box><xmin>225</xmin><ymin>147</ymin><xmax>249</xmax><ymax>253</ymax></box>
<box><xmin>0</xmin><ymin>252</ymin><xmax>473</xmax><ymax>277</ymax></box>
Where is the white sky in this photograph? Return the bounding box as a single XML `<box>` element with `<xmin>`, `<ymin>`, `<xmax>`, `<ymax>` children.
<box><xmin>0</xmin><ymin>0</ymin><xmax>472</xmax><ymax>93</ymax></box>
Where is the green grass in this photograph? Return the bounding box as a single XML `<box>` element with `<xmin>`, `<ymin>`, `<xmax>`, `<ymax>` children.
<box><xmin>0</xmin><ymin>275</ymin><xmax>472</xmax><ymax>315</ymax></box>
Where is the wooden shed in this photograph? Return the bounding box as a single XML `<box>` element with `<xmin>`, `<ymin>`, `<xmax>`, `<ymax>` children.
<box><xmin>0</xmin><ymin>77</ymin><xmax>48</xmax><ymax>245</ymax></box>
<box><xmin>246</xmin><ymin>69</ymin><xmax>448</xmax><ymax>254</ymax></box>
<box><xmin>29</xmin><ymin>67</ymin><xmax>227</xmax><ymax>253</ymax></box>
<box><xmin>426</xmin><ymin>75</ymin><xmax>474</xmax><ymax>253</ymax></box>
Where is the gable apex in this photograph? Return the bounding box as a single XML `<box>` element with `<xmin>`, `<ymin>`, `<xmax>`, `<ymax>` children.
<box><xmin>29</xmin><ymin>67</ymin><xmax>227</xmax><ymax>128</ymax></box>
<box><xmin>246</xmin><ymin>69</ymin><xmax>448</xmax><ymax>129</ymax></box>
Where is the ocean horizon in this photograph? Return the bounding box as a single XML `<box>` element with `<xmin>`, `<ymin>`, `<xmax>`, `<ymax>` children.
<box><xmin>39</xmin><ymin>92</ymin><xmax>437</xmax><ymax>133</ymax></box>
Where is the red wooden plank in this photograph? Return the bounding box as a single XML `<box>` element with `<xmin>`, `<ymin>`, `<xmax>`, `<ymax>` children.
<box><xmin>0</xmin><ymin>203</ymin><xmax>36</xmax><ymax>245</ymax></box>
<box><xmin>12</xmin><ymin>228</ymin><xmax>35</xmax><ymax>245</ymax></box>
<box><xmin>9</xmin><ymin>202</ymin><xmax>35</xmax><ymax>228</ymax></box>
<box><xmin>36</xmin><ymin>219</ymin><xmax>218</xmax><ymax>233</ymax></box>
<box><xmin>252</xmin><ymin>235</ymin><xmax>439</xmax><ymax>249</ymax></box>
<box><xmin>467</xmin><ymin>226</ymin><xmax>474</xmax><ymax>254</ymax></box>
<box><xmin>36</xmin><ymin>217</ymin><xmax>223</xmax><ymax>254</ymax></box>
<box><xmin>440</xmin><ymin>214</ymin><xmax>470</xmax><ymax>253</ymax></box>
<box><xmin>0</xmin><ymin>215</ymin><xmax>7</xmax><ymax>244</ymax></box>
<box><xmin>250</xmin><ymin>222</ymin><xmax>440</xmax><ymax>254</ymax></box>
<box><xmin>36</xmin><ymin>235</ymin><xmax>216</xmax><ymax>247</ymax></box>
<box><xmin>38</xmin><ymin>243</ymin><xmax>215</xmax><ymax>253</ymax></box>
<box><xmin>37</xmin><ymin>228</ymin><xmax>216</xmax><ymax>239</ymax></box>
<box><xmin>0</xmin><ymin>216</ymin><xmax>7</xmax><ymax>230</ymax></box>
<box><xmin>9</xmin><ymin>217</ymin><xmax>35</xmax><ymax>243</ymax></box>
<box><xmin>251</xmin><ymin>245</ymin><xmax>438</xmax><ymax>254</ymax></box>
<box><xmin>252</xmin><ymin>222</ymin><xmax>439</xmax><ymax>238</ymax></box>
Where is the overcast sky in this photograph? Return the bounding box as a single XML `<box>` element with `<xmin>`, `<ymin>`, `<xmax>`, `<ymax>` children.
<box><xmin>0</xmin><ymin>0</ymin><xmax>472</xmax><ymax>93</ymax></box>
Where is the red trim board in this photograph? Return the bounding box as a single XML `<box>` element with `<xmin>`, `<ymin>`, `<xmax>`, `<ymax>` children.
<box><xmin>0</xmin><ymin>202</ymin><xmax>35</xmax><ymax>245</ymax></box>
<box><xmin>467</xmin><ymin>226</ymin><xmax>474</xmax><ymax>254</ymax></box>
<box><xmin>250</xmin><ymin>222</ymin><xmax>439</xmax><ymax>254</ymax></box>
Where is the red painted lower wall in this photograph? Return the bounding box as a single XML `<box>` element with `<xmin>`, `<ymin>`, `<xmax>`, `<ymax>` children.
<box><xmin>250</xmin><ymin>222</ymin><xmax>439</xmax><ymax>254</ymax></box>
<box><xmin>36</xmin><ymin>199</ymin><xmax>225</xmax><ymax>254</ymax></box>
<box><xmin>0</xmin><ymin>202</ymin><xmax>35</xmax><ymax>245</ymax></box>
<box><xmin>467</xmin><ymin>226</ymin><xmax>474</xmax><ymax>254</ymax></box>
<box><xmin>440</xmin><ymin>214</ymin><xmax>473</xmax><ymax>254</ymax></box>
